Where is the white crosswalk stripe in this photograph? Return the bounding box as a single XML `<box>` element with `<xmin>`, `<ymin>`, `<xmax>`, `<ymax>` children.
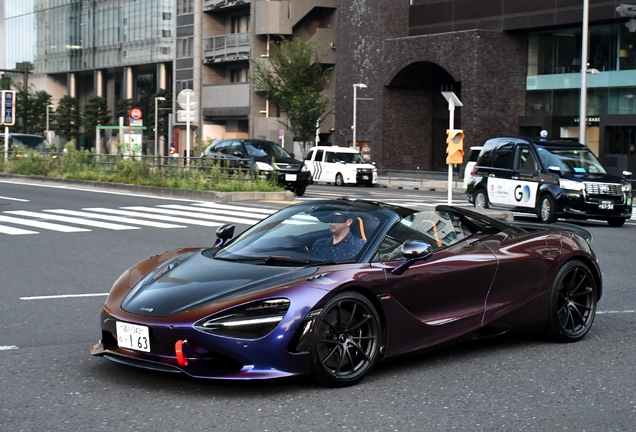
<box><xmin>4</xmin><ymin>210</ymin><xmax>140</xmax><ymax>231</ymax></box>
<box><xmin>0</xmin><ymin>214</ymin><xmax>90</xmax><ymax>232</ymax></box>
<box><xmin>121</xmin><ymin>206</ymin><xmax>264</xmax><ymax>225</ymax></box>
<box><xmin>43</xmin><ymin>209</ymin><xmax>186</xmax><ymax>229</ymax></box>
<box><xmin>0</xmin><ymin>225</ymin><xmax>38</xmax><ymax>235</ymax></box>
<box><xmin>192</xmin><ymin>202</ymin><xmax>277</xmax><ymax>215</ymax></box>
<box><xmin>157</xmin><ymin>204</ymin><xmax>272</xmax><ymax>219</ymax></box>
<box><xmin>81</xmin><ymin>207</ymin><xmax>225</xmax><ymax>227</ymax></box>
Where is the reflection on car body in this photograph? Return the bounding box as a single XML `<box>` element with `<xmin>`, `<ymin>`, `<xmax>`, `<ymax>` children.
<box><xmin>92</xmin><ymin>198</ymin><xmax>602</xmax><ymax>387</ymax></box>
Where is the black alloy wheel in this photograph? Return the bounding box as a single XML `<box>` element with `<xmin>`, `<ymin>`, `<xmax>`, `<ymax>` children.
<box><xmin>547</xmin><ymin>260</ymin><xmax>597</xmax><ymax>343</ymax></box>
<box><xmin>335</xmin><ymin>173</ymin><xmax>345</xmax><ymax>186</ymax></box>
<box><xmin>311</xmin><ymin>292</ymin><xmax>381</xmax><ymax>387</ymax></box>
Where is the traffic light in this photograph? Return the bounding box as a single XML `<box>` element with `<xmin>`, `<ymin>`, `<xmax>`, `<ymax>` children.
<box><xmin>446</xmin><ymin>129</ymin><xmax>464</xmax><ymax>165</ymax></box>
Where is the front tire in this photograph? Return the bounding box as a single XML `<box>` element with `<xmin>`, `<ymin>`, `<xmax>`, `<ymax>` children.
<box><xmin>311</xmin><ymin>292</ymin><xmax>381</xmax><ymax>387</ymax></box>
<box><xmin>538</xmin><ymin>194</ymin><xmax>557</xmax><ymax>224</ymax></box>
<box><xmin>546</xmin><ymin>260</ymin><xmax>597</xmax><ymax>343</ymax></box>
<box><xmin>294</xmin><ymin>186</ymin><xmax>306</xmax><ymax>197</ymax></box>
<box><xmin>607</xmin><ymin>217</ymin><xmax>626</xmax><ymax>227</ymax></box>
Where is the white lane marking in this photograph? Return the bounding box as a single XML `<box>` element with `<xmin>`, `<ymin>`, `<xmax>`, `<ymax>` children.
<box><xmin>597</xmin><ymin>310</ymin><xmax>636</xmax><ymax>314</ymax></box>
<box><xmin>158</xmin><ymin>204</ymin><xmax>268</xmax><ymax>220</ymax></box>
<box><xmin>82</xmin><ymin>207</ymin><xmax>223</xmax><ymax>227</ymax></box>
<box><xmin>192</xmin><ymin>202</ymin><xmax>277</xmax><ymax>214</ymax></box>
<box><xmin>20</xmin><ymin>293</ymin><xmax>109</xmax><ymax>300</ymax></box>
<box><xmin>122</xmin><ymin>206</ymin><xmax>261</xmax><ymax>225</ymax></box>
<box><xmin>44</xmin><ymin>209</ymin><xmax>186</xmax><ymax>229</ymax></box>
<box><xmin>4</xmin><ymin>210</ymin><xmax>140</xmax><ymax>231</ymax></box>
<box><xmin>0</xmin><ymin>346</ymin><xmax>18</xmax><ymax>351</ymax></box>
<box><xmin>0</xmin><ymin>225</ymin><xmax>38</xmax><ymax>235</ymax></box>
<box><xmin>0</xmin><ymin>196</ymin><xmax>29</xmax><ymax>202</ymax></box>
<box><xmin>0</xmin><ymin>214</ymin><xmax>90</xmax><ymax>232</ymax></box>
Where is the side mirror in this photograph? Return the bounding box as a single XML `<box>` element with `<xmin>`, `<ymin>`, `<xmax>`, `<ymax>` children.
<box><xmin>391</xmin><ymin>241</ymin><xmax>433</xmax><ymax>275</ymax></box>
<box><xmin>622</xmin><ymin>170</ymin><xmax>632</xmax><ymax>179</ymax></box>
<box><xmin>548</xmin><ymin>165</ymin><xmax>561</xmax><ymax>174</ymax></box>
<box><xmin>213</xmin><ymin>224</ymin><xmax>235</xmax><ymax>248</ymax></box>
<box><xmin>289</xmin><ymin>153</ymin><xmax>295</xmax><ymax>159</ymax></box>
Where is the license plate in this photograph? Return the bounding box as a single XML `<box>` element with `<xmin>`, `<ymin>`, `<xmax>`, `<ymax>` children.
<box><xmin>285</xmin><ymin>174</ymin><xmax>297</xmax><ymax>181</ymax></box>
<box><xmin>362</xmin><ymin>175</ymin><xmax>369</xmax><ymax>180</ymax></box>
<box><xmin>598</xmin><ymin>200</ymin><xmax>614</xmax><ymax>210</ymax></box>
<box><xmin>116</xmin><ymin>321</ymin><xmax>150</xmax><ymax>352</ymax></box>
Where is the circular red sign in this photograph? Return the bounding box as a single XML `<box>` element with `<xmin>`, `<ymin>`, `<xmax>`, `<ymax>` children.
<box><xmin>129</xmin><ymin>107</ymin><xmax>143</xmax><ymax>119</ymax></box>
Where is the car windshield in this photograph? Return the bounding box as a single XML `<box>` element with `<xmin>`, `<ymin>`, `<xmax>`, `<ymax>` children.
<box><xmin>535</xmin><ymin>146</ymin><xmax>606</xmax><ymax>174</ymax></box>
<box><xmin>245</xmin><ymin>141</ymin><xmax>291</xmax><ymax>159</ymax></box>
<box><xmin>332</xmin><ymin>152</ymin><xmax>366</xmax><ymax>164</ymax></box>
<box><xmin>215</xmin><ymin>203</ymin><xmax>389</xmax><ymax>265</ymax></box>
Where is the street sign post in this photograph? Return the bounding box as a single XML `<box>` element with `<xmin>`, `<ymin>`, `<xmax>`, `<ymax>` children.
<box><xmin>2</xmin><ymin>90</ymin><xmax>16</xmax><ymax>126</ymax></box>
<box><xmin>177</xmin><ymin>89</ymin><xmax>198</xmax><ymax>166</ymax></box>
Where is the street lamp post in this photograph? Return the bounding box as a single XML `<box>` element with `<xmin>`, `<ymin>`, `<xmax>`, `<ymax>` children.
<box><xmin>352</xmin><ymin>83</ymin><xmax>367</xmax><ymax>149</ymax></box>
<box><xmin>579</xmin><ymin>0</ymin><xmax>590</xmax><ymax>145</ymax></box>
<box><xmin>46</xmin><ymin>104</ymin><xmax>55</xmax><ymax>145</ymax></box>
<box><xmin>154</xmin><ymin>96</ymin><xmax>166</xmax><ymax>158</ymax></box>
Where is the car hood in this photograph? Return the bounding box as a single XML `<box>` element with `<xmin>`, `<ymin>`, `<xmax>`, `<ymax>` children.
<box><xmin>561</xmin><ymin>172</ymin><xmax>626</xmax><ymax>183</ymax></box>
<box><xmin>121</xmin><ymin>252</ymin><xmax>318</xmax><ymax>317</ymax></box>
<box><xmin>255</xmin><ymin>155</ymin><xmax>304</xmax><ymax>167</ymax></box>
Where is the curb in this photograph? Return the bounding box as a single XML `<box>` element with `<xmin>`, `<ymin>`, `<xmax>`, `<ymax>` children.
<box><xmin>0</xmin><ymin>174</ymin><xmax>296</xmax><ymax>202</ymax></box>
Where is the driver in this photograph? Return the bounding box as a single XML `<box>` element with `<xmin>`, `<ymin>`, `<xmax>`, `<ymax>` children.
<box><xmin>310</xmin><ymin>211</ymin><xmax>365</xmax><ymax>261</ymax></box>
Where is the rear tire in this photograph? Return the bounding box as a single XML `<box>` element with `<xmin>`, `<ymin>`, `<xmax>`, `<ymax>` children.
<box><xmin>538</xmin><ymin>194</ymin><xmax>557</xmax><ymax>224</ymax></box>
<box><xmin>546</xmin><ymin>260</ymin><xmax>597</xmax><ymax>343</ymax></box>
<box><xmin>335</xmin><ymin>173</ymin><xmax>345</xmax><ymax>187</ymax></box>
<box><xmin>473</xmin><ymin>189</ymin><xmax>489</xmax><ymax>209</ymax></box>
<box><xmin>294</xmin><ymin>186</ymin><xmax>306</xmax><ymax>197</ymax></box>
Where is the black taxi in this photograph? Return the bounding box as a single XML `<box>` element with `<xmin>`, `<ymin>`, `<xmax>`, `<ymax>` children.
<box><xmin>466</xmin><ymin>136</ymin><xmax>633</xmax><ymax>227</ymax></box>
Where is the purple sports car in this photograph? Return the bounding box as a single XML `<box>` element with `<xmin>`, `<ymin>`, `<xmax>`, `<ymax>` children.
<box><xmin>91</xmin><ymin>198</ymin><xmax>601</xmax><ymax>387</ymax></box>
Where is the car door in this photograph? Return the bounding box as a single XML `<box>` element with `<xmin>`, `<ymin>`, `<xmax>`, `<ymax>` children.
<box><xmin>312</xmin><ymin>149</ymin><xmax>327</xmax><ymax>182</ymax></box>
<box><xmin>508</xmin><ymin>144</ymin><xmax>541</xmax><ymax>211</ymax></box>
<box><xmin>485</xmin><ymin>140</ymin><xmax>516</xmax><ymax>208</ymax></box>
<box><xmin>372</xmin><ymin>210</ymin><xmax>498</xmax><ymax>356</ymax></box>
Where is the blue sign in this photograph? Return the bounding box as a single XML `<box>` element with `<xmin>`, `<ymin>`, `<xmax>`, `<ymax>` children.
<box><xmin>2</xmin><ymin>91</ymin><xmax>16</xmax><ymax>126</ymax></box>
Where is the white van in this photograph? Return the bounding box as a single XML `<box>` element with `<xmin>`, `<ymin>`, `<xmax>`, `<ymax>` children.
<box><xmin>304</xmin><ymin>146</ymin><xmax>378</xmax><ymax>186</ymax></box>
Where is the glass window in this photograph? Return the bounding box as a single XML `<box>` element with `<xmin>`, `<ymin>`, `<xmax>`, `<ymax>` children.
<box><xmin>514</xmin><ymin>146</ymin><xmax>538</xmax><ymax>171</ymax></box>
<box><xmin>535</xmin><ymin>146</ymin><xmax>607</xmax><ymax>174</ymax></box>
<box><xmin>491</xmin><ymin>142</ymin><xmax>514</xmax><ymax>169</ymax></box>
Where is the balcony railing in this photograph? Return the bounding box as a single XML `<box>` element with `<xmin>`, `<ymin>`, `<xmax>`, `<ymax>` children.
<box><xmin>203</xmin><ymin>33</ymin><xmax>250</xmax><ymax>63</ymax></box>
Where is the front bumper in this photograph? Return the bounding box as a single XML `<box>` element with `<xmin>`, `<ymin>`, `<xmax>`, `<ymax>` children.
<box><xmin>556</xmin><ymin>190</ymin><xmax>632</xmax><ymax>220</ymax></box>
<box><xmin>276</xmin><ymin>170</ymin><xmax>311</xmax><ymax>189</ymax></box>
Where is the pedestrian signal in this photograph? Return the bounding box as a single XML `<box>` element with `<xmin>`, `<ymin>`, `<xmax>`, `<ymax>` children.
<box><xmin>446</xmin><ymin>129</ymin><xmax>464</xmax><ymax>165</ymax></box>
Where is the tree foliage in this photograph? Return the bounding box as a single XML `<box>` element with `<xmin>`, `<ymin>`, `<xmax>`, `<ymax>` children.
<box><xmin>116</xmin><ymin>99</ymin><xmax>136</xmax><ymax>121</ymax></box>
<box><xmin>82</xmin><ymin>96</ymin><xmax>111</xmax><ymax>145</ymax></box>
<box><xmin>252</xmin><ymin>38</ymin><xmax>333</xmax><ymax>156</ymax></box>
<box><xmin>54</xmin><ymin>95</ymin><xmax>81</xmax><ymax>144</ymax></box>
<box><xmin>12</xmin><ymin>82</ymin><xmax>53</xmax><ymax>135</ymax></box>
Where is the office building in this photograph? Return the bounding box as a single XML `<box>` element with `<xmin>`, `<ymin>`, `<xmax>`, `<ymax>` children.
<box><xmin>336</xmin><ymin>1</ymin><xmax>636</xmax><ymax>175</ymax></box>
<box><xmin>175</xmin><ymin>0</ymin><xmax>336</xmax><ymax>151</ymax></box>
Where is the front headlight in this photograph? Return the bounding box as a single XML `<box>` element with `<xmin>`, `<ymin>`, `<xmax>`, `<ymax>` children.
<box><xmin>195</xmin><ymin>299</ymin><xmax>290</xmax><ymax>339</ymax></box>
<box><xmin>560</xmin><ymin>179</ymin><xmax>585</xmax><ymax>191</ymax></box>
<box><xmin>255</xmin><ymin>161</ymin><xmax>274</xmax><ymax>172</ymax></box>
<box><xmin>622</xmin><ymin>182</ymin><xmax>632</xmax><ymax>193</ymax></box>
<box><xmin>301</xmin><ymin>164</ymin><xmax>309</xmax><ymax>173</ymax></box>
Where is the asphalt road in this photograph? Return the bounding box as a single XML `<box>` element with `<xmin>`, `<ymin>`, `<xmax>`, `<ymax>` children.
<box><xmin>1</xmin><ymin>179</ymin><xmax>635</xmax><ymax>431</ymax></box>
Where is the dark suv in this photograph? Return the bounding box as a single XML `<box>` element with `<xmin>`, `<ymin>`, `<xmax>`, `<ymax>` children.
<box><xmin>202</xmin><ymin>139</ymin><xmax>311</xmax><ymax>196</ymax></box>
<box><xmin>466</xmin><ymin>136</ymin><xmax>632</xmax><ymax>227</ymax></box>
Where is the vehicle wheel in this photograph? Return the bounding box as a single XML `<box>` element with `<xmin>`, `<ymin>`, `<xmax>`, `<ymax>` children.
<box><xmin>294</xmin><ymin>186</ymin><xmax>306</xmax><ymax>197</ymax></box>
<box><xmin>473</xmin><ymin>189</ymin><xmax>489</xmax><ymax>209</ymax></box>
<box><xmin>607</xmin><ymin>217</ymin><xmax>626</xmax><ymax>227</ymax></box>
<box><xmin>538</xmin><ymin>194</ymin><xmax>557</xmax><ymax>224</ymax></box>
<box><xmin>335</xmin><ymin>173</ymin><xmax>345</xmax><ymax>187</ymax></box>
<box><xmin>311</xmin><ymin>292</ymin><xmax>381</xmax><ymax>387</ymax></box>
<box><xmin>546</xmin><ymin>260</ymin><xmax>597</xmax><ymax>343</ymax></box>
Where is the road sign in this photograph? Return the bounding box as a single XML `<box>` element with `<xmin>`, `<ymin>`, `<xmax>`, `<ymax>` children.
<box><xmin>1</xmin><ymin>90</ymin><xmax>16</xmax><ymax>126</ymax></box>
<box><xmin>177</xmin><ymin>89</ymin><xmax>197</xmax><ymax>110</ymax></box>
<box><xmin>176</xmin><ymin>109</ymin><xmax>197</xmax><ymax>122</ymax></box>
<box><xmin>279</xmin><ymin>129</ymin><xmax>285</xmax><ymax>138</ymax></box>
<box><xmin>129</xmin><ymin>107</ymin><xmax>143</xmax><ymax>120</ymax></box>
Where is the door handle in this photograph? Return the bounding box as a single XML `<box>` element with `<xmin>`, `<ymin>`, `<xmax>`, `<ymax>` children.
<box><xmin>511</xmin><ymin>176</ymin><xmax>519</xmax><ymax>180</ymax></box>
<box><xmin>488</xmin><ymin>173</ymin><xmax>496</xmax><ymax>177</ymax></box>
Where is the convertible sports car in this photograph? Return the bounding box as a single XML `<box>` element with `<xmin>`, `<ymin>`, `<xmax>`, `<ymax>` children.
<box><xmin>91</xmin><ymin>198</ymin><xmax>602</xmax><ymax>387</ymax></box>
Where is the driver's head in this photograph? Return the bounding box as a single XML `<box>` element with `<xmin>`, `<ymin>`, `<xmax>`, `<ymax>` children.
<box><xmin>329</xmin><ymin>212</ymin><xmax>353</xmax><ymax>235</ymax></box>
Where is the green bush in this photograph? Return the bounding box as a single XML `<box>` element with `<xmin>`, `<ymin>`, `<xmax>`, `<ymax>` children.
<box><xmin>0</xmin><ymin>150</ymin><xmax>287</xmax><ymax>193</ymax></box>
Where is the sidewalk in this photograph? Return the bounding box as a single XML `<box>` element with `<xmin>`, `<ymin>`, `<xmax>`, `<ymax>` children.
<box><xmin>376</xmin><ymin>175</ymin><xmax>466</xmax><ymax>194</ymax></box>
